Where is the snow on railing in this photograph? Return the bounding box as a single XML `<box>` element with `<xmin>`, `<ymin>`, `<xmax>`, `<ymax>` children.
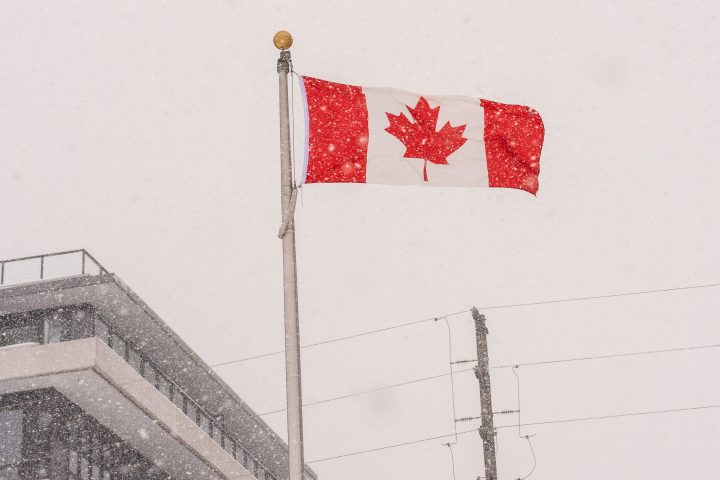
<box><xmin>0</xmin><ymin>249</ymin><xmax>108</xmax><ymax>288</ymax></box>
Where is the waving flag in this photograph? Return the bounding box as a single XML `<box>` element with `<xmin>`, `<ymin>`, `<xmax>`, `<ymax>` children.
<box><xmin>299</xmin><ymin>76</ymin><xmax>544</xmax><ymax>194</ymax></box>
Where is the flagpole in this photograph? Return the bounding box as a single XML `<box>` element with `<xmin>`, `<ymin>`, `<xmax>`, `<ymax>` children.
<box><xmin>274</xmin><ymin>31</ymin><xmax>305</xmax><ymax>480</ymax></box>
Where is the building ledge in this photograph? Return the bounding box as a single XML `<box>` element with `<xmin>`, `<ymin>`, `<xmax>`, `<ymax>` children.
<box><xmin>0</xmin><ymin>338</ymin><xmax>255</xmax><ymax>480</ymax></box>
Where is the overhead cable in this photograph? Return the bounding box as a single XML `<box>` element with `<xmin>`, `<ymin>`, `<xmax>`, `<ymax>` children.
<box><xmin>258</xmin><ymin>343</ymin><xmax>720</xmax><ymax>415</ymax></box>
<box><xmin>307</xmin><ymin>403</ymin><xmax>720</xmax><ymax>464</ymax></box>
<box><xmin>477</xmin><ymin>282</ymin><xmax>720</xmax><ymax>311</ymax></box>
<box><xmin>212</xmin><ymin>282</ymin><xmax>720</xmax><ymax>369</ymax></box>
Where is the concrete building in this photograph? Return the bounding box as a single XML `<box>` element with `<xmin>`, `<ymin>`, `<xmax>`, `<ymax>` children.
<box><xmin>0</xmin><ymin>250</ymin><xmax>317</xmax><ymax>480</ymax></box>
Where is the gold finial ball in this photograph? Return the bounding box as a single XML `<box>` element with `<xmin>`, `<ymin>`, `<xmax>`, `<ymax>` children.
<box><xmin>273</xmin><ymin>31</ymin><xmax>293</xmax><ymax>50</ymax></box>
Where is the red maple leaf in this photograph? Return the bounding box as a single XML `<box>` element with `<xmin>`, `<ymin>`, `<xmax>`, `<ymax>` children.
<box><xmin>385</xmin><ymin>96</ymin><xmax>468</xmax><ymax>181</ymax></box>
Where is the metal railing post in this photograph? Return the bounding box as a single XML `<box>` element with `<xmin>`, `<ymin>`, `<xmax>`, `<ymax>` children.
<box><xmin>0</xmin><ymin>249</ymin><xmax>110</xmax><ymax>288</ymax></box>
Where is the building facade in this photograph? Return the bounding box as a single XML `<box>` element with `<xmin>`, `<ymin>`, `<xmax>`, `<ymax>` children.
<box><xmin>0</xmin><ymin>250</ymin><xmax>316</xmax><ymax>480</ymax></box>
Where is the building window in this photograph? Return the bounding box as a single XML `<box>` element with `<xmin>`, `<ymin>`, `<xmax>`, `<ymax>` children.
<box><xmin>110</xmin><ymin>333</ymin><xmax>127</xmax><ymax>361</ymax></box>
<box><xmin>95</xmin><ymin>320</ymin><xmax>110</xmax><ymax>345</ymax></box>
<box><xmin>0</xmin><ymin>410</ymin><xmax>23</xmax><ymax>475</ymax></box>
<box><xmin>185</xmin><ymin>401</ymin><xmax>197</xmax><ymax>424</ymax></box>
<box><xmin>2</xmin><ymin>389</ymin><xmax>177</xmax><ymax>480</ymax></box>
<box><xmin>0</xmin><ymin>321</ymin><xmax>41</xmax><ymax>348</ymax></box>
<box><xmin>211</xmin><ymin>422</ymin><xmax>223</xmax><ymax>444</ymax></box>
<box><xmin>223</xmin><ymin>435</ymin><xmax>235</xmax><ymax>458</ymax></box>
<box><xmin>127</xmin><ymin>347</ymin><xmax>143</xmax><ymax>373</ymax></box>
<box><xmin>80</xmin><ymin>455</ymin><xmax>91</xmax><ymax>480</ymax></box>
<box><xmin>0</xmin><ymin>467</ymin><xmax>19</xmax><ymax>480</ymax></box>
<box><xmin>156</xmin><ymin>374</ymin><xmax>171</xmax><ymax>399</ymax></box>
<box><xmin>44</xmin><ymin>305</ymin><xmax>94</xmax><ymax>343</ymax></box>
<box><xmin>68</xmin><ymin>450</ymin><xmax>79</xmax><ymax>476</ymax></box>
<box><xmin>172</xmin><ymin>389</ymin><xmax>185</xmax><ymax>412</ymax></box>
<box><xmin>143</xmin><ymin>362</ymin><xmax>157</xmax><ymax>387</ymax></box>
<box><xmin>47</xmin><ymin>310</ymin><xmax>69</xmax><ymax>343</ymax></box>
<box><xmin>197</xmin><ymin>412</ymin><xmax>211</xmax><ymax>435</ymax></box>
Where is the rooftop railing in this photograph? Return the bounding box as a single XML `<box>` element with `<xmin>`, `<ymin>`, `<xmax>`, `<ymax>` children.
<box><xmin>0</xmin><ymin>249</ymin><xmax>107</xmax><ymax>288</ymax></box>
<box><xmin>95</xmin><ymin>318</ymin><xmax>277</xmax><ymax>480</ymax></box>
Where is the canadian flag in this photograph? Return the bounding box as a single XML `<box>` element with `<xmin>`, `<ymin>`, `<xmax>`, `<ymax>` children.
<box><xmin>299</xmin><ymin>76</ymin><xmax>544</xmax><ymax>195</ymax></box>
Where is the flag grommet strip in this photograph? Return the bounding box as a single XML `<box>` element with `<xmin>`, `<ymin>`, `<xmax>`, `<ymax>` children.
<box><xmin>298</xmin><ymin>74</ymin><xmax>311</xmax><ymax>186</ymax></box>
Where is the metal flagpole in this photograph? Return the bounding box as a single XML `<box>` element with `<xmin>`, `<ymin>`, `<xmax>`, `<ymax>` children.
<box><xmin>274</xmin><ymin>30</ymin><xmax>305</xmax><ymax>480</ymax></box>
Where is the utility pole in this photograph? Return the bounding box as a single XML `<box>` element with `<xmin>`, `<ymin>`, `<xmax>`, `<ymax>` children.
<box><xmin>472</xmin><ymin>306</ymin><xmax>497</xmax><ymax>480</ymax></box>
<box><xmin>274</xmin><ymin>30</ymin><xmax>305</xmax><ymax>480</ymax></box>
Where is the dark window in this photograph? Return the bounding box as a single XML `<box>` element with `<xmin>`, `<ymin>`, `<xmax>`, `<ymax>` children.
<box><xmin>211</xmin><ymin>422</ymin><xmax>222</xmax><ymax>444</ymax></box>
<box><xmin>127</xmin><ymin>347</ymin><xmax>143</xmax><ymax>373</ymax></box>
<box><xmin>172</xmin><ymin>389</ymin><xmax>185</xmax><ymax>412</ymax></box>
<box><xmin>197</xmin><ymin>412</ymin><xmax>211</xmax><ymax>435</ymax></box>
<box><xmin>46</xmin><ymin>305</ymin><xmax>94</xmax><ymax>343</ymax></box>
<box><xmin>80</xmin><ymin>455</ymin><xmax>90</xmax><ymax>480</ymax></box>
<box><xmin>0</xmin><ymin>410</ymin><xmax>23</xmax><ymax>465</ymax></box>
<box><xmin>111</xmin><ymin>334</ymin><xmax>127</xmax><ymax>361</ymax></box>
<box><xmin>0</xmin><ymin>322</ymin><xmax>41</xmax><ymax>347</ymax></box>
<box><xmin>157</xmin><ymin>374</ymin><xmax>171</xmax><ymax>399</ymax></box>
<box><xmin>1</xmin><ymin>304</ymin><xmax>94</xmax><ymax>346</ymax></box>
<box><xmin>223</xmin><ymin>435</ymin><xmax>235</xmax><ymax>458</ymax></box>
<box><xmin>185</xmin><ymin>401</ymin><xmax>197</xmax><ymax>424</ymax></box>
<box><xmin>143</xmin><ymin>363</ymin><xmax>157</xmax><ymax>387</ymax></box>
<box><xmin>1</xmin><ymin>389</ymin><xmax>177</xmax><ymax>480</ymax></box>
<box><xmin>0</xmin><ymin>467</ymin><xmax>19</xmax><ymax>480</ymax></box>
<box><xmin>47</xmin><ymin>310</ymin><xmax>69</xmax><ymax>343</ymax></box>
<box><xmin>95</xmin><ymin>320</ymin><xmax>110</xmax><ymax>345</ymax></box>
<box><xmin>69</xmin><ymin>450</ymin><xmax>79</xmax><ymax>475</ymax></box>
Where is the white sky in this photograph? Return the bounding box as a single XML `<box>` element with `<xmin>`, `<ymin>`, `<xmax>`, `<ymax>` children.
<box><xmin>1</xmin><ymin>1</ymin><xmax>719</xmax><ymax>479</ymax></box>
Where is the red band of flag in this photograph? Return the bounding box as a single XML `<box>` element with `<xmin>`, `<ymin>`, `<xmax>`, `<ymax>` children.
<box><xmin>301</xmin><ymin>76</ymin><xmax>369</xmax><ymax>184</ymax></box>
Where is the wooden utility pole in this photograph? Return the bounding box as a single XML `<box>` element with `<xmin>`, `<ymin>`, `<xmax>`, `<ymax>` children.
<box><xmin>472</xmin><ymin>307</ymin><xmax>497</xmax><ymax>480</ymax></box>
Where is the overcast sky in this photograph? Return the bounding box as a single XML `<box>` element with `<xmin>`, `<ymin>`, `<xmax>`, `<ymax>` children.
<box><xmin>1</xmin><ymin>1</ymin><xmax>719</xmax><ymax>479</ymax></box>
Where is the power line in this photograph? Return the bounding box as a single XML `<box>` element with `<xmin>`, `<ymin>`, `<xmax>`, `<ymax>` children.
<box><xmin>258</xmin><ymin>342</ymin><xmax>720</xmax><ymax>416</ymax></box>
<box><xmin>512</xmin><ymin>367</ymin><xmax>537</xmax><ymax>480</ymax></box>
<box><xmin>517</xmin><ymin>436</ymin><xmax>537</xmax><ymax>480</ymax></box>
<box><xmin>442</xmin><ymin>441</ymin><xmax>457</xmax><ymax>480</ymax></box>
<box><xmin>307</xmin><ymin>431</ymin><xmax>461</xmax><ymax>464</ymax></box>
<box><xmin>492</xmin><ymin>343</ymin><xmax>720</xmax><ymax>369</ymax></box>
<box><xmin>211</xmin><ymin>309</ymin><xmax>471</xmax><ymax>368</ymax></box>
<box><xmin>211</xmin><ymin>282</ymin><xmax>720</xmax><ymax>369</ymax></box>
<box><xmin>258</xmin><ymin>370</ymin><xmax>464</xmax><ymax>416</ymax></box>
<box><xmin>498</xmin><ymin>403</ymin><xmax>720</xmax><ymax>429</ymax></box>
<box><xmin>477</xmin><ymin>282</ymin><xmax>720</xmax><ymax>311</ymax></box>
<box><xmin>306</xmin><ymin>403</ymin><xmax>720</xmax><ymax>464</ymax></box>
<box><xmin>440</xmin><ymin>317</ymin><xmax>460</xmax><ymax>444</ymax></box>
